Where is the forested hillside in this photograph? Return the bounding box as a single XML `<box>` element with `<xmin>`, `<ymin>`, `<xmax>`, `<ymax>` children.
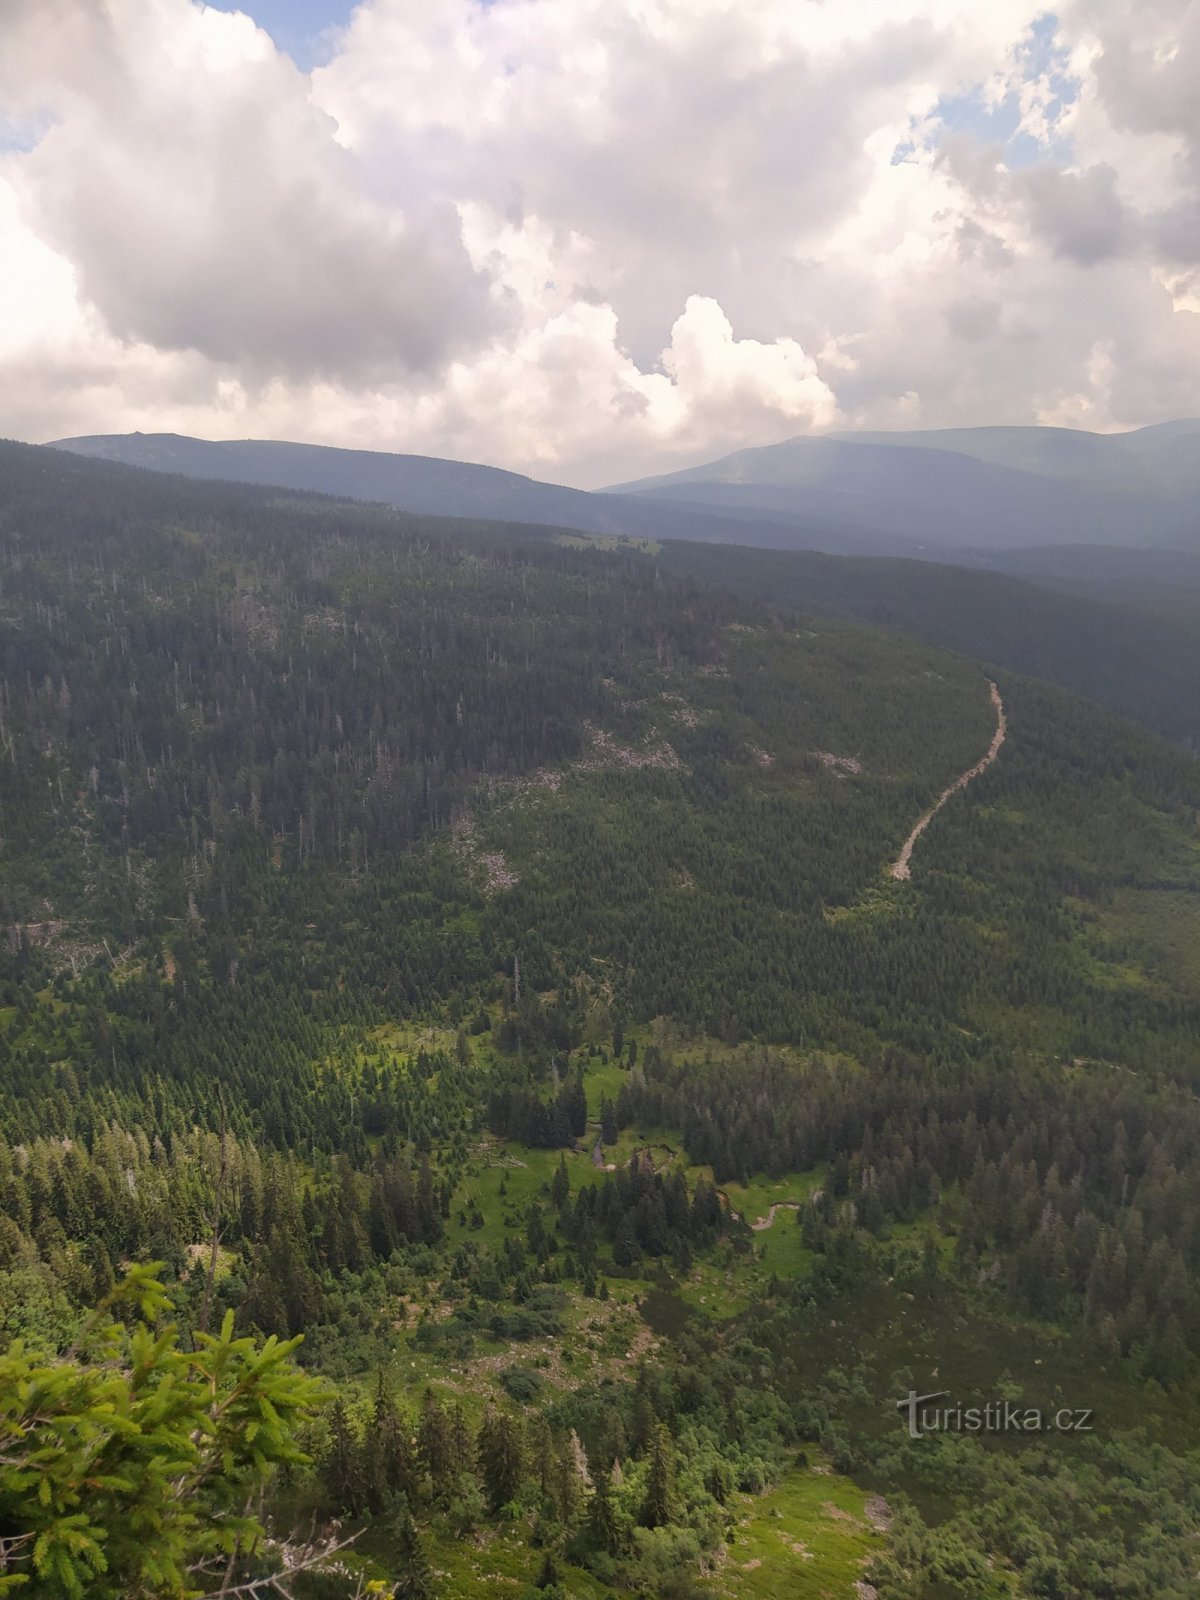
<box><xmin>2</xmin><ymin>441</ymin><xmax>1199</xmax><ymax>1599</ymax></box>
<box><xmin>657</xmin><ymin>538</ymin><xmax>1200</xmax><ymax>749</ymax></box>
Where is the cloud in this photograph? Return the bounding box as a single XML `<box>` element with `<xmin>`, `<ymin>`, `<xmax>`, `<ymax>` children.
<box><xmin>2</xmin><ymin>0</ymin><xmax>496</xmax><ymax>383</ymax></box>
<box><xmin>1020</xmin><ymin>162</ymin><xmax>1129</xmax><ymax>264</ymax></box>
<box><xmin>0</xmin><ymin>0</ymin><xmax>1197</xmax><ymax>482</ymax></box>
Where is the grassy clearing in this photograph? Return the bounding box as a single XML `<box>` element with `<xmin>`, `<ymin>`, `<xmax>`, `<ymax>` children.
<box><xmin>581</xmin><ymin>1057</ymin><xmax>631</xmax><ymax>1119</ymax></box>
<box><xmin>710</xmin><ymin>1466</ymin><xmax>882</xmax><ymax>1600</ymax></box>
<box><xmin>747</xmin><ymin>1218</ymin><xmax>816</xmax><ymax>1284</ymax></box>
<box><xmin>675</xmin><ymin>1231</ymin><xmax>813</xmax><ymax>1316</ymax></box>
<box><xmin>553</xmin><ymin>533</ymin><xmax>661</xmax><ymax>555</ymax></box>
<box><xmin>678</xmin><ymin>1254</ymin><xmax>759</xmax><ymax>1319</ymax></box>
<box><xmin>722</xmin><ymin>1170</ymin><xmax>824</xmax><ymax>1226</ymax></box>
<box><xmin>454</xmin><ymin>1141</ymin><xmax>564</xmax><ymax>1251</ymax></box>
<box><xmin>365</xmin><ymin>1019</ymin><xmax>464</xmax><ymax>1057</ymax></box>
<box><xmin>423</xmin><ymin>1520</ymin><xmax>611</xmax><ymax>1599</ymax></box>
<box><xmin>371</xmin><ymin>1462</ymin><xmax>880</xmax><ymax>1600</ymax></box>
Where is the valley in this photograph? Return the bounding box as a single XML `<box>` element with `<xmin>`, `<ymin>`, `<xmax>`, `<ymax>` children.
<box><xmin>1</xmin><ymin>441</ymin><xmax>1199</xmax><ymax>1600</ymax></box>
<box><xmin>7</xmin><ymin>6</ymin><xmax>1200</xmax><ymax>1595</ymax></box>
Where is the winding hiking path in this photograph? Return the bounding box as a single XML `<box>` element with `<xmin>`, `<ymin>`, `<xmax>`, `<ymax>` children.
<box><xmin>719</xmin><ymin>1194</ymin><xmax>803</xmax><ymax>1231</ymax></box>
<box><xmin>890</xmin><ymin>680</ymin><xmax>1006</xmax><ymax>882</ymax></box>
<box><xmin>747</xmin><ymin>1201</ymin><xmax>801</xmax><ymax>1232</ymax></box>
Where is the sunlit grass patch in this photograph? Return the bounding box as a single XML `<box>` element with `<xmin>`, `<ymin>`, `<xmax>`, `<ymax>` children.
<box><xmin>709</xmin><ymin>1465</ymin><xmax>883</xmax><ymax>1600</ymax></box>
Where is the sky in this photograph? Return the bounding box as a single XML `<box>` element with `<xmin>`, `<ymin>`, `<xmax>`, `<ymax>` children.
<box><xmin>1</xmin><ymin>1</ymin><xmax>1198</xmax><ymax>487</ymax></box>
<box><xmin>204</xmin><ymin>0</ymin><xmax>358</xmax><ymax>70</ymax></box>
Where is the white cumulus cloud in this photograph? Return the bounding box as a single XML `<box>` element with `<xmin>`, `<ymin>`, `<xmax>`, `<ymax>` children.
<box><xmin>0</xmin><ymin>0</ymin><xmax>1196</xmax><ymax>482</ymax></box>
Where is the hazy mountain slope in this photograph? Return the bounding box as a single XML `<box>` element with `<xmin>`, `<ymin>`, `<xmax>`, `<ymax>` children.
<box><xmin>611</xmin><ymin>432</ymin><xmax>1196</xmax><ymax>550</ymax></box>
<box><xmin>973</xmin><ymin>542</ymin><xmax>1200</xmax><ymax>592</ymax></box>
<box><xmin>57</xmin><ymin>424</ymin><xmax>1199</xmax><ymax>559</ymax></box>
<box><xmin>836</xmin><ymin>423</ymin><xmax>1140</xmax><ymax>485</ymax></box>
<box><xmin>48</xmin><ymin>431</ymin><xmax>897</xmax><ymax>555</ymax></box>
<box><xmin>52</xmin><ymin>431</ymin><xmax>609</xmax><ymax>522</ymax></box>
<box><xmin>656</xmin><ymin>539</ymin><xmax>1200</xmax><ymax>748</ymax></box>
<box><xmin>839</xmin><ymin>417</ymin><xmax>1200</xmax><ymax>499</ymax></box>
<box><xmin>34</xmin><ymin>434</ymin><xmax>1200</xmax><ymax>747</ymax></box>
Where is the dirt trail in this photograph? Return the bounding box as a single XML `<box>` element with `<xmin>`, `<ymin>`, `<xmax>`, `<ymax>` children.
<box><xmin>748</xmin><ymin>1201</ymin><xmax>801</xmax><ymax>1232</ymax></box>
<box><xmin>890</xmin><ymin>681</ymin><xmax>1006</xmax><ymax>881</ymax></box>
<box><xmin>719</xmin><ymin>1194</ymin><xmax>803</xmax><ymax>1231</ymax></box>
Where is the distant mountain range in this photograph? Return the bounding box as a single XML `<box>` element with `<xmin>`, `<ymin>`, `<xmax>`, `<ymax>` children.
<box><xmin>830</xmin><ymin>418</ymin><xmax>1200</xmax><ymax>497</ymax></box>
<box><xmin>48</xmin><ymin>432</ymin><xmax>884</xmax><ymax>556</ymax></box>
<box><xmin>21</xmin><ymin>431</ymin><xmax>1200</xmax><ymax>749</ymax></box>
<box><xmin>610</xmin><ymin>420</ymin><xmax>1200</xmax><ymax>552</ymax></box>
<box><xmin>50</xmin><ymin>419</ymin><xmax>1200</xmax><ymax>559</ymax></box>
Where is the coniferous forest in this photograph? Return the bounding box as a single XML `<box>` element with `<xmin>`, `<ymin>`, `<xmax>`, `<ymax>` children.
<box><xmin>2</xmin><ymin>439</ymin><xmax>1200</xmax><ymax>1599</ymax></box>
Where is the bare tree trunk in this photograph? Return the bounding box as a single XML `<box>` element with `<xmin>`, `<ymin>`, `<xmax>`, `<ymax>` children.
<box><xmin>197</xmin><ymin>1089</ymin><xmax>229</xmax><ymax>1340</ymax></box>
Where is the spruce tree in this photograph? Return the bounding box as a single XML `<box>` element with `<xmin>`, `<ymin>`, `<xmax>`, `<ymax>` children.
<box><xmin>551</xmin><ymin>1153</ymin><xmax>570</xmax><ymax>1211</ymax></box>
<box><xmin>587</xmin><ymin>1470</ymin><xmax>622</xmax><ymax>1555</ymax></box>
<box><xmin>535</xmin><ymin>1551</ymin><xmax>560</xmax><ymax>1590</ymax></box>
<box><xmin>477</xmin><ymin>1407</ymin><xmax>526</xmax><ymax>1512</ymax></box>
<box><xmin>640</xmin><ymin>1423</ymin><xmax>678</xmax><ymax>1529</ymax></box>
<box><xmin>417</xmin><ymin>1389</ymin><xmax>454</xmax><ymax>1499</ymax></box>
<box><xmin>392</xmin><ymin>1509</ymin><xmax>435</xmax><ymax>1600</ymax></box>
<box><xmin>448</xmin><ymin>1402</ymin><xmax>475</xmax><ymax>1480</ymax></box>
<box><xmin>324</xmin><ymin>1399</ymin><xmax>363</xmax><ymax>1515</ymax></box>
<box><xmin>366</xmin><ymin>1370</ymin><xmax>416</xmax><ymax>1512</ymax></box>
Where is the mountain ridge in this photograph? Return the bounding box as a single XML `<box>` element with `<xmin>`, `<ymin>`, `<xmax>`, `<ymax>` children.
<box><xmin>830</xmin><ymin>417</ymin><xmax>1200</xmax><ymax>498</ymax></box>
<box><xmin>48</xmin><ymin>430</ymin><xmax>899</xmax><ymax>556</ymax></box>
<box><xmin>30</xmin><ymin>433</ymin><xmax>1200</xmax><ymax>747</ymax></box>
<box><xmin>609</xmin><ymin>424</ymin><xmax>1200</xmax><ymax>551</ymax></box>
<box><xmin>53</xmin><ymin>420</ymin><xmax>1200</xmax><ymax>557</ymax></box>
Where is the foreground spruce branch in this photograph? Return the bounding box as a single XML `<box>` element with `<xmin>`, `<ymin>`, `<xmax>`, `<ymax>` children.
<box><xmin>0</xmin><ymin>1265</ymin><xmax>349</xmax><ymax>1600</ymax></box>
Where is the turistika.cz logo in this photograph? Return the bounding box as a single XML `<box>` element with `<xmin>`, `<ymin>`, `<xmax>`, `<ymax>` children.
<box><xmin>896</xmin><ymin>1389</ymin><xmax>1094</xmax><ymax>1440</ymax></box>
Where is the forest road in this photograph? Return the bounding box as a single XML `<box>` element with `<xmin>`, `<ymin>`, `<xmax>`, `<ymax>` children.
<box><xmin>889</xmin><ymin>680</ymin><xmax>1006</xmax><ymax>881</ymax></box>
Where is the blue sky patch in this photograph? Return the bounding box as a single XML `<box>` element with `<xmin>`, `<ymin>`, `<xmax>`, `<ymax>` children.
<box><xmin>205</xmin><ymin>0</ymin><xmax>359</xmax><ymax>70</ymax></box>
<box><xmin>893</xmin><ymin>13</ymin><xmax>1079</xmax><ymax>170</ymax></box>
<box><xmin>0</xmin><ymin>113</ymin><xmax>52</xmax><ymax>155</ymax></box>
